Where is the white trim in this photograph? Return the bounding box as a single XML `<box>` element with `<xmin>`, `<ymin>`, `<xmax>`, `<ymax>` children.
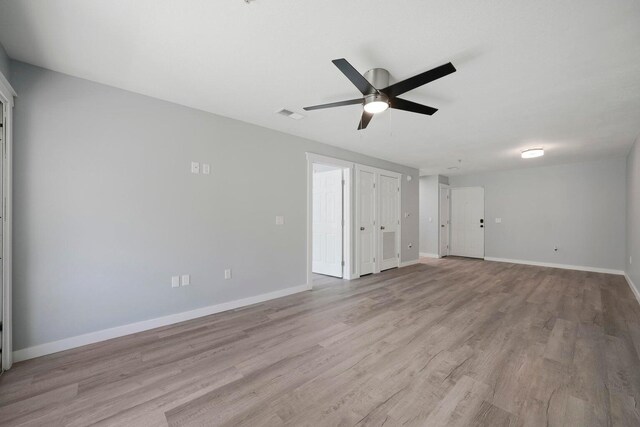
<box><xmin>485</xmin><ymin>257</ymin><xmax>624</xmax><ymax>275</ymax></box>
<box><xmin>438</xmin><ymin>183</ymin><xmax>450</xmax><ymax>258</ymax></box>
<box><xmin>306</xmin><ymin>152</ymin><xmax>354</xmax><ymax>169</ymax></box>
<box><xmin>419</xmin><ymin>252</ymin><xmax>440</xmax><ymax>259</ymax></box>
<box><xmin>400</xmin><ymin>259</ymin><xmax>420</xmax><ymax>268</ymax></box>
<box><xmin>14</xmin><ymin>283</ymin><xmax>311</xmax><ymax>362</ymax></box>
<box><xmin>355</xmin><ymin>163</ymin><xmax>379</xmax><ymax>277</ymax></box>
<box><xmin>625</xmin><ymin>273</ymin><xmax>640</xmax><ymax>306</ymax></box>
<box><xmin>378</xmin><ymin>170</ymin><xmax>402</xmax><ymax>272</ymax></box>
<box><xmin>0</xmin><ymin>70</ymin><xmax>15</xmax><ymax>98</ymax></box>
<box><xmin>306</xmin><ymin>153</ymin><xmax>355</xmax><ymax>286</ymax></box>
<box><xmin>0</xmin><ymin>71</ymin><xmax>14</xmax><ymax>370</ymax></box>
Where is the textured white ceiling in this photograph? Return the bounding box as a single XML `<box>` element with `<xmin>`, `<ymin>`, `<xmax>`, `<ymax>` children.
<box><xmin>1</xmin><ymin>0</ymin><xmax>639</xmax><ymax>175</ymax></box>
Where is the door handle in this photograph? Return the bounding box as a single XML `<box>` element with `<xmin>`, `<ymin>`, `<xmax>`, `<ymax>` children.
<box><xmin>360</xmin><ymin>227</ymin><xmax>365</xmax><ymax>231</ymax></box>
<box><xmin>380</xmin><ymin>226</ymin><xmax>385</xmax><ymax>230</ymax></box>
<box><xmin>441</xmin><ymin>224</ymin><xmax>445</xmax><ymax>228</ymax></box>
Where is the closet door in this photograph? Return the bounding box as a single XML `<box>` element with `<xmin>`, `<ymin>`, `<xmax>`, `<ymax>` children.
<box><xmin>378</xmin><ymin>173</ymin><xmax>400</xmax><ymax>271</ymax></box>
<box><xmin>357</xmin><ymin>168</ymin><xmax>376</xmax><ymax>275</ymax></box>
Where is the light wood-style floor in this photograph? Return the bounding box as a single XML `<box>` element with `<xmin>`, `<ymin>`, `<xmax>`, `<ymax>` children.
<box><xmin>1</xmin><ymin>257</ymin><xmax>640</xmax><ymax>426</ymax></box>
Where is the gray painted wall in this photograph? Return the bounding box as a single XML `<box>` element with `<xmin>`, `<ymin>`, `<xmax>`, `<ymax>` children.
<box><xmin>627</xmin><ymin>136</ymin><xmax>639</xmax><ymax>292</ymax></box>
<box><xmin>419</xmin><ymin>175</ymin><xmax>448</xmax><ymax>256</ymax></box>
<box><xmin>449</xmin><ymin>158</ymin><xmax>627</xmax><ymax>270</ymax></box>
<box><xmin>10</xmin><ymin>61</ymin><xmax>419</xmax><ymax>350</ymax></box>
<box><xmin>0</xmin><ymin>41</ymin><xmax>10</xmax><ymax>83</ymax></box>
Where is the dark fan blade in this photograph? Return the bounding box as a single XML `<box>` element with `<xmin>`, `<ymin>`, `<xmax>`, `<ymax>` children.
<box><xmin>303</xmin><ymin>98</ymin><xmax>364</xmax><ymax>111</ymax></box>
<box><xmin>390</xmin><ymin>98</ymin><xmax>438</xmax><ymax>115</ymax></box>
<box><xmin>382</xmin><ymin>62</ymin><xmax>456</xmax><ymax>98</ymax></box>
<box><xmin>357</xmin><ymin>111</ymin><xmax>374</xmax><ymax>130</ymax></box>
<box><xmin>332</xmin><ymin>58</ymin><xmax>377</xmax><ymax>95</ymax></box>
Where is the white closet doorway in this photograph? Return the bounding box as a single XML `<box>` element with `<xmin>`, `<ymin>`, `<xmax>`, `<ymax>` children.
<box><xmin>439</xmin><ymin>185</ymin><xmax>450</xmax><ymax>257</ymax></box>
<box><xmin>450</xmin><ymin>187</ymin><xmax>485</xmax><ymax>259</ymax></box>
<box><xmin>378</xmin><ymin>172</ymin><xmax>400</xmax><ymax>271</ymax></box>
<box><xmin>306</xmin><ymin>153</ymin><xmax>352</xmax><ymax>287</ymax></box>
<box><xmin>356</xmin><ymin>165</ymin><xmax>401</xmax><ymax>276</ymax></box>
<box><xmin>356</xmin><ymin>167</ymin><xmax>376</xmax><ymax>276</ymax></box>
<box><xmin>312</xmin><ymin>164</ymin><xmax>344</xmax><ymax>278</ymax></box>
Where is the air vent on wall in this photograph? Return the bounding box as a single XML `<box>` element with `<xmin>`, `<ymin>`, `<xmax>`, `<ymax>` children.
<box><xmin>276</xmin><ymin>109</ymin><xmax>305</xmax><ymax>120</ymax></box>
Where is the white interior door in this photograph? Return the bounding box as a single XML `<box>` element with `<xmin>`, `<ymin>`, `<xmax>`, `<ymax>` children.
<box><xmin>358</xmin><ymin>169</ymin><xmax>376</xmax><ymax>275</ymax></box>
<box><xmin>378</xmin><ymin>174</ymin><xmax>400</xmax><ymax>271</ymax></box>
<box><xmin>450</xmin><ymin>187</ymin><xmax>485</xmax><ymax>258</ymax></box>
<box><xmin>439</xmin><ymin>187</ymin><xmax>450</xmax><ymax>257</ymax></box>
<box><xmin>312</xmin><ymin>168</ymin><xmax>343</xmax><ymax>277</ymax></box>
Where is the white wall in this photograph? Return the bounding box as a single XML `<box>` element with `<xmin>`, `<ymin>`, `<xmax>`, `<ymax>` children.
<box><xmin>449</xmin><ymin>158</ymin><xmax>627</xmax><ymax>271</ymax></box>
<box><xmin>10</xmin><ymin>61</ymin><xmax>419</xmax><ymax>352</ymax></box>
<box><xmin>627</xmin><ymin>136</ymin><xmax>640</xmax><ymax>292</ymax></box>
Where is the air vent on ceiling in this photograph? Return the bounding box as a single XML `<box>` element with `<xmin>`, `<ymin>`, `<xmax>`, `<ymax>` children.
<box><xmin>277</xmin><ymin>109</ymin><xmax>305</xmax><ymax>120</ymax></box>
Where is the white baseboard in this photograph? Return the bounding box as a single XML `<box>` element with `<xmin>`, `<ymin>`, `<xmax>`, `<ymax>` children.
<box><xmin>484</xmin><ymin>257</ymin><xmax>624</xmax><ymax>275</ymax></box>
<box><xmin>400</xmin><ymin>259</ymin><xmax>420</xmax><ymax>268</ymax></box>
<box><xmin>625</xmin><ymin>273</ymin><xmax>640</xmax><ymax>306</ymax></box>
<box><xmin>419</xmin><ymin>252</ymin><xmax>440</xmax><ymax>259</ymax></box>
<box><xmin>13</xmin><ymin>283</ymin><xmax>311</xmax><ymax>363</ymax></box>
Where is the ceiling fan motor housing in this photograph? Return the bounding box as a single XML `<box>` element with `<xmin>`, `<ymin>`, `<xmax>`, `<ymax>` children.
<box><xmin>363</xmin><ymin>68</ymin><xmax>390</xmax><ymax>92</ymax></box>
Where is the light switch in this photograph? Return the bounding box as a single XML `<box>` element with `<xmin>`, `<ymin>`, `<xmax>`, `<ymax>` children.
<box><xmin>495</xmin><ymin>218</ymin><xmax>502</xmax><ymax>223</ymax></box>
<box><xmin>181</xmin><ymin>274</ymin><xmax>190</xmax><ymax>286</ymax></box>
<box><xmin>275</xmin><ymin>215</ymin><xmax>284</xmax><ymax>225</ymax></box>
<box><xmin>171</xmin><ymin>276</ymin><xmax>180</xmax><ymax>288</ymax></box>
<box><xmin>202</xmin><ymin>164</ymin><xmax>211</xmax><ymax>175</ymax></box>
<box><xmin>191</xmin><ymin>162</ymin><xmax>200</xmax><ymax>174</ymax></box>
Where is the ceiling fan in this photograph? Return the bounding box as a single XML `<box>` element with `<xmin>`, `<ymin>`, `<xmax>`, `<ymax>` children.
<box><xmin>304</xmin><ymin>58</ymin><xmax>456</xmax><ymax>130</ymax></box>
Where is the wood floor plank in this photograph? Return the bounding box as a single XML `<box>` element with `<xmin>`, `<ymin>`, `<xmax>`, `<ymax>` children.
<box><xmin>1</xmin><ymin>258</ymin><xmax>639</xmax><ymax>426</ymax></box>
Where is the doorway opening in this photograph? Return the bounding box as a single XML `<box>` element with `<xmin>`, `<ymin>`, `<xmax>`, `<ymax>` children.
<box><xmin>306</xmin><ymin>154</ymin><xmax>352</xmax><ymax>288</ymax></box>
<box><xmin>449</xmin><ymin>187</ymin><xmax>485</xmax><ymax>259</ymax></box>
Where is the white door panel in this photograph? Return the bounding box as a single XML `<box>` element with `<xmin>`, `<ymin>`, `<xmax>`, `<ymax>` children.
<box><xmin>312</xmin><ymin>169</ymin><xmax>343</xmax><ymax>277</ymax></box>
<box><xmin>450</xmin><ymin>187</ymin><xmax>484</xmax><ymax>258</ymax></box>
<box><xmin>439</xmin><ymin>187</ymin><xmax>450</xmax><ymax>256</ymax></box>
<box><xmin>378</xmin><ymin>174</ymin><xmax>399</xmax><ymax>271</ymax></box>
<box><xmin>358</xmin><ymin>169</ymin><xmax>376</xmax><ymax>275</ymax></box>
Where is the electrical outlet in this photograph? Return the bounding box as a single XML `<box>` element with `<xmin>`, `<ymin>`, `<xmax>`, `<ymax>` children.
<box><xmin>171</xmin><ymin>276</ymin><xmax>180</xmax><ymax>288</ymax></box>
<box><xmin>202</xmin><ymin>163</ymin><xmax>211</xmax><ymax>175</ymax></box>
<box><xmin>181</xmin><ymin>274</ymin><xmax>190</xmax><ymax>286</ymax></box>
<box><xmin>275</xmin><ymin>215</ymin><xmax>284</xmax><ymax>225</ymax></box>
<box><xmin>224</xmin><ymin>269</ymin><xmax>232</xmax><ymax>279</ymax></box>
<box><xmin>191</xmin><ymin>162</ymin><xmax>200</xmax><ymax>174</ymax></box>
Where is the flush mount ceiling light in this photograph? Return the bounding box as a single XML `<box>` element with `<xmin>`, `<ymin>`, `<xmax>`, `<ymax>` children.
<box><xmin>521</xmin><ymin>148</ymin><xmax>544</xmax><ymax>159</ymax></box>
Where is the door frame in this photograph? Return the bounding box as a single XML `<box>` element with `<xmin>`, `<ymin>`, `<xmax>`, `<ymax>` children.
<box><xmin>448</xmin><ymin>186</ymin><xmax>486</xmax><ymax>259</ymax></box>
<box><xmin>376</xmin><ymin>169</ymin><xmax>402</xmax><ymax>272</ymax></box>
<box><xmin>306</xmin><ymin>153</ymin><xmax>353</xmax><ymax>288</ymax></box>
<box><xmin>438</xmin><ymin>183</ymin><xmax>450</xmax><ymax>258</ymax></box>
<box><xmin>0</xmin><ymin>71</ymin><xmax>15</xmax><ymax>370</ymax></box>
<box><xmin>355</xmin><ymin>164</ymin><xmax>378</xmax><ymax>276</ymax></box>
<box><xmin>355</xmin><ymin>165</ymin><xmax>402</xmax><ymax>277</ymax></box>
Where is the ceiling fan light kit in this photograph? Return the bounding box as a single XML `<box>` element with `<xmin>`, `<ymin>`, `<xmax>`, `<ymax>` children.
<box><xmin>304</xmin><ymin>58</ymin><xmax>456</xmax><ymax>129</ymax></box>
<box><xmin>521</xmin><ymin>148</ymin><xmax>544</xmax><ymax>159</ymax></box>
